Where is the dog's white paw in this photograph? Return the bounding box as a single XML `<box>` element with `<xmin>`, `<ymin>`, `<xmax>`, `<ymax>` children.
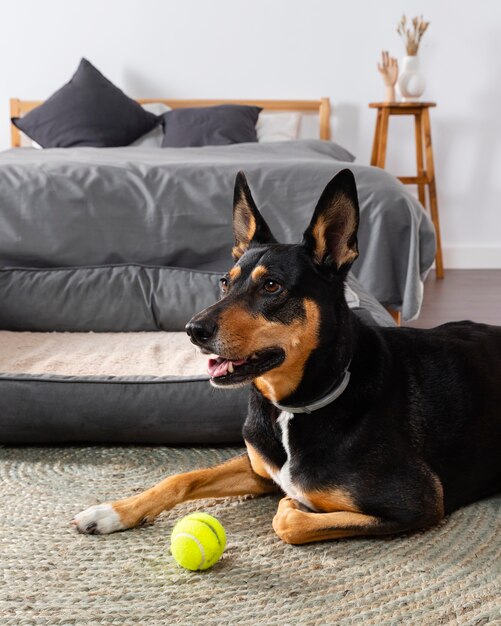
<box><xmin>72</xmin><ymin>503</ymin><xmax>125</xmax><ymax>535</ymax></box>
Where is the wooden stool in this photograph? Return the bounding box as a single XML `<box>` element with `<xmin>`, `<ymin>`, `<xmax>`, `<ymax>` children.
<box><xmin>369</xmin><ymin>102</ymin><xmax>444</xmax><ymax>279</ymax></box>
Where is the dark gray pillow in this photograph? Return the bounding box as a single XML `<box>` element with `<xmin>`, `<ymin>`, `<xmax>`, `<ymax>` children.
<box><xmin>162</xmin><ymin>105</ymin><xmax>262</xmax><ymax>148</ymax></box>
<box><xmin>12</xmin><ymin>58</ymin><xmax>160</xmax><ymax>148</ymax></box>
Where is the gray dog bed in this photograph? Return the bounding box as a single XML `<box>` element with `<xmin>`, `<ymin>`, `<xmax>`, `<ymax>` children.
<box><xmin>0</xmin><ymin>271</ymin><xmax>394</xmax><ymax>444</ymax></box>
<box><xmin>0</xmin><ymin>331</ymin><xmax>246</xmax><ymax>444</ymax></box>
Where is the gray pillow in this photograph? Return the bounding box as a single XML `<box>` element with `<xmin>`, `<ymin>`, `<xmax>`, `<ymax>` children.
<box><xmin>11</xmin><ymin>58</ymin><xmax>160</xmax><ymax>148</ymax></box>
<box><xmin>161</xmin><ymin>105</ymin><xmax>262</xmax><ymax>148</ymax></box>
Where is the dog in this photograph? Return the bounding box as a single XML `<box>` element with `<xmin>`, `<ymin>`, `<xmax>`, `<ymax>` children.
<box><xmin>73</xmin><ymin>169</ymin><xmax>501</xmax><ymax>544</ymax></box>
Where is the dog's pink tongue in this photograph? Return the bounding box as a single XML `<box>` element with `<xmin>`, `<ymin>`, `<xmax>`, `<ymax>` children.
<box><xmin>208</xmin><ymin>358</ymin><xmax>229</xmax><ymax>378</ymax></box>
<box><xmin>208</xmin><ymin>356</ymin><xmax>247</xmax><ymax>378</ymax></box>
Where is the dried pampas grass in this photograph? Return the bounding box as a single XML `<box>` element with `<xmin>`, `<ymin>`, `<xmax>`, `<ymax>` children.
<box><xmin>397</xmin><ymin>15</ymin><xmax>430</xmax><ymax>56</ymax></box>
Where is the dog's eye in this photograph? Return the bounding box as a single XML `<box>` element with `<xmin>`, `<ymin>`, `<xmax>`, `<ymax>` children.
<box><xmin>263</xmin><ymin>280</ymin><xmax>281</xmax><ymax>294</ymax></box>
<box><xmin>220</xmin><ymin>277</ymin><xmax>229</xmax><ymax>293</ymax></box>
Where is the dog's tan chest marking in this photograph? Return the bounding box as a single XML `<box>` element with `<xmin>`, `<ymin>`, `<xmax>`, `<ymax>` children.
<box><xmin>247</xmin><ymin>412</ymin><xmax>361</xmax><ymax>515</ymax></box>
<box><xmin>245</xmin><ymin>441</ymin><xmax>277</xmax><ymax>480</ymax></box>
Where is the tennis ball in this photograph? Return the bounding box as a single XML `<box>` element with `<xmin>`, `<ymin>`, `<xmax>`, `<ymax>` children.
<box><xmin>170</xmin><ymin>512</ymin><xmax>226</xmax><ymax>571</ymax></box>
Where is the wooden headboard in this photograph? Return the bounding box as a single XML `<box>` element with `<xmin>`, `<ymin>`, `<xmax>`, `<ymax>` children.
<box><xmin>9</xmin><ymin>97</ymin><xmax>331</xmax><ymax>148</ymax></box>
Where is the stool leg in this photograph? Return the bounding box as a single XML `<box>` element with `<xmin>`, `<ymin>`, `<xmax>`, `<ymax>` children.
<box><xmin>371</xmin><ymin>109</ymin><xmax>382</xmax><ymax>166</ymax></box>
<box><xmin>414</xmin><ymin>113</ymin><xmax>426</xmax><ymax>207</ymax></box>
<box><xmin>422</xmin><ymin>108</ymin><xmax>444</xmax><ymax>279</ymax></box>
<box><xmin>376</xmin><ymin>109</ymin><xmax>390</xmax><ymax>168</ymax></box>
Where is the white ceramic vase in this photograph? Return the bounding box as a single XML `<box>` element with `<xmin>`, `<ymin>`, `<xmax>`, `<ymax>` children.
<box><xmin>398</xmin><ymin>55</ymin><xmax>426</xmax><ymax>101</ymax></box>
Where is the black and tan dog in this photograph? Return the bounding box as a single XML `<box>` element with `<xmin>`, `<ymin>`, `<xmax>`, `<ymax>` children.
<box><xmin>73</xmin><ymin>170</ymin><xmax>501</xmax><ymax>544</ymax></box>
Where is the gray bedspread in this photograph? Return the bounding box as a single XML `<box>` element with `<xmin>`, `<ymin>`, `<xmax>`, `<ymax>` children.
<box><xmin>0</xmin><ymin>140</ymin><xmax>435</xmax><ymax>320</ymax></box>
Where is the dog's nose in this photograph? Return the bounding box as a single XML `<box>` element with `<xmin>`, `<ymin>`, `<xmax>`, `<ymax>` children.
<box><xmin>185</xmin><ymin>319</ymin><xmax>218</xmax><ymax>345</ymax></box>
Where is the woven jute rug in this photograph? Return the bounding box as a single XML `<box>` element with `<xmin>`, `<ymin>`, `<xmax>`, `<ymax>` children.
<box><xmin>0</xmin><ymin>446</ymin><xmax>499</xmax><ymax>625</ymax></box>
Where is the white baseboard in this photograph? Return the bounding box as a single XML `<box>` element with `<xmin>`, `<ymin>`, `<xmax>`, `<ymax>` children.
<box><xmin>443</xmin><ymin>246</ymin><xmax>501</xmax><ymax>269</ymax></box>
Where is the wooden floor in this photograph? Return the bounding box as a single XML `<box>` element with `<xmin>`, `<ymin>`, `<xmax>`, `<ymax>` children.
<box><xmin>406</xmin><ymin>270</ymin><xmax>501</xmax><ymax>328</ymax></box>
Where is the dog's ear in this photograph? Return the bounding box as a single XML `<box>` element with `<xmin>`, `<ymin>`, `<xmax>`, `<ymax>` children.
<box><xmin>232</xmin><ymin>171</ymin><xmax>277</xmax><ymax>261</ymax></box>
<box><xmin>302</xmin><ymin>169</ymin><xmax>360</xmax><ymax>272</ymax></box>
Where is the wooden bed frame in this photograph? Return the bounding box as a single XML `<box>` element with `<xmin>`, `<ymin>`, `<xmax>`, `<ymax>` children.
<box><xmin>9</xmin><ymin>97</ymin><xmax>331</xmax><ymax>148</ymax></box>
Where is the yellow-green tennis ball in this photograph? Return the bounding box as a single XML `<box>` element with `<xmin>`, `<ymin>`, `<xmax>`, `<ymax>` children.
<box><xmin>170</xmin><ymin>512</ymin><xmax>226</xmax><ymax>571</ymax></box>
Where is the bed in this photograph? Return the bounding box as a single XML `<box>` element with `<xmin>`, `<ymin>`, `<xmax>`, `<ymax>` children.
<box><xmin>4</xmin><ymin>97</ymin><xmax>435</xmax><ymax>321</ymax></box>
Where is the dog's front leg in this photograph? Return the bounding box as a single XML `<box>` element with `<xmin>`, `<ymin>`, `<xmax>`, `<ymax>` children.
<box><xmin>72</xmin><ymin>453</ymin><xmax>277</xmax><ymax>535</ymax></box>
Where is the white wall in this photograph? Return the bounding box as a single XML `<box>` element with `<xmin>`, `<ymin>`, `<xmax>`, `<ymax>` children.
<box><xmin>1</xmin><ymin>0</ymin><xmax>500</xmax><ymax>268</ymax></box>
